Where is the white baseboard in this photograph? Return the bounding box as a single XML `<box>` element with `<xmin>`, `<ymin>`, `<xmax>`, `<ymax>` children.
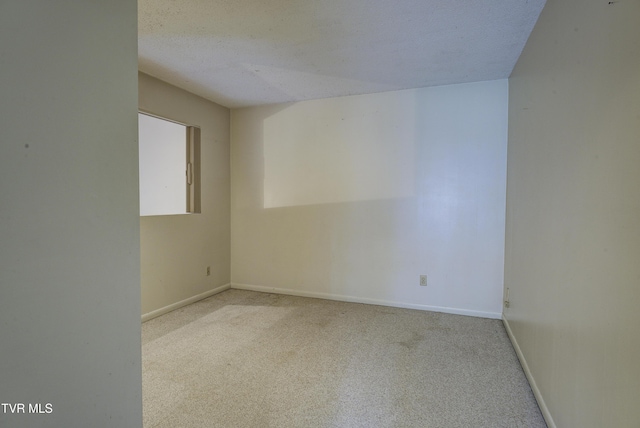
<box><xmin>230</xmin><ymin>283</ymin><xmax>501</xmax><ymax>319</ymax></box>
<box><xmin>141</xmin><ymin>283</ymin><xmax>231</xmax><ymax>322</ymax></box>
<box><xmin>502</xmin><ymin>315</ymin><xmax>556</xmax><ymax>428</ymax></box>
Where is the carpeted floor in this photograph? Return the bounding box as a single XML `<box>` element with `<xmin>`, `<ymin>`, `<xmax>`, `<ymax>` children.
<box><xmin>142</xmin><ymin>289</ymin><xmax>547</xmax><ymax>427</ymax></box>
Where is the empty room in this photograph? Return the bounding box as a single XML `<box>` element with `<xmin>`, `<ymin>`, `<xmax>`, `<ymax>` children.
<box><xmin>1</xmin><ymin>0</ymin><xmax>638</xmax><ymax>428</ymax></box>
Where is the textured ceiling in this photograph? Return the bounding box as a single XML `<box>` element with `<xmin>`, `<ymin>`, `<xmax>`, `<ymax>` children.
<box><xmin>139</xmin><ymin>0</ymin><xmax>546</xmax><ymax>109</ymax></box>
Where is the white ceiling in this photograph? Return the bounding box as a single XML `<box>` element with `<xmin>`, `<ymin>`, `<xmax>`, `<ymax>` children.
<box><xmin>138</xmin><ymin>0</ymin><xmax>546</xmax><ymax>109</ymax></box>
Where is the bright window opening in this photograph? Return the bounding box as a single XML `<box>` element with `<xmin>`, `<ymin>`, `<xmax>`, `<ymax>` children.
<box><xmin>138</xmin><ymin>112</ymin><xmax>200</xmax><ymax>216</ymax></box>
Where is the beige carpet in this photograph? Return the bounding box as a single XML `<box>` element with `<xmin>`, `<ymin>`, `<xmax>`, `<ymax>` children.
<box><xmin>142</xmin><ymin>289</ymin><xmax>546</xmax><ymax>427</ymax></box>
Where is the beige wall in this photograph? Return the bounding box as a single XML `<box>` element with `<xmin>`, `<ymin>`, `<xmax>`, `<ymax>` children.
<box><xmin>139</xmin><ymin>73</ymin><xmax>231</xmax><ymax>318</ymax></box>
<box><xmin>0</xmin><ymin>1</ymin><xmax>141</xmax><ymax>426</ymax></box>
<box><xmin>504</xmin><ymin>0</ymin><xmax>640</xmax><ymax>426</ymax></box>
<box><xmin>232</xmin><ymin>81</ymin><xmax>508</xmax><ymax>317</ymax></box>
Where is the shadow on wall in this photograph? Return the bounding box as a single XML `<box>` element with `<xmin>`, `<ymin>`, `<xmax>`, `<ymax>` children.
<box><xmin>231</xmin><ymin>81</ymin><xmax>507</xmax><ymax>313</ymax></box>
<box><xmin>262</xmin><ymin>92</ymin><xmax>417</xmax><ymax>208</ymax></box>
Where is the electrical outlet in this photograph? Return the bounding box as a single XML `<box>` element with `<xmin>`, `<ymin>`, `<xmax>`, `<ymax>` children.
<box><xmin>420</xmin><ymin>275</ymin><xmax>427</xmax><ymax>286</ymax></box>
<box><xmin>206</xmin><ymin>266</ymin><xmax>211</xmax><ymax>276</ymax></box>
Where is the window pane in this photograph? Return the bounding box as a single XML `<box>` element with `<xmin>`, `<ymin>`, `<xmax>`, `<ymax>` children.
<box><xmin>139</xmin><ymin>113</ymin><xmax>187</xmax><ymax>216</ymax></box>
